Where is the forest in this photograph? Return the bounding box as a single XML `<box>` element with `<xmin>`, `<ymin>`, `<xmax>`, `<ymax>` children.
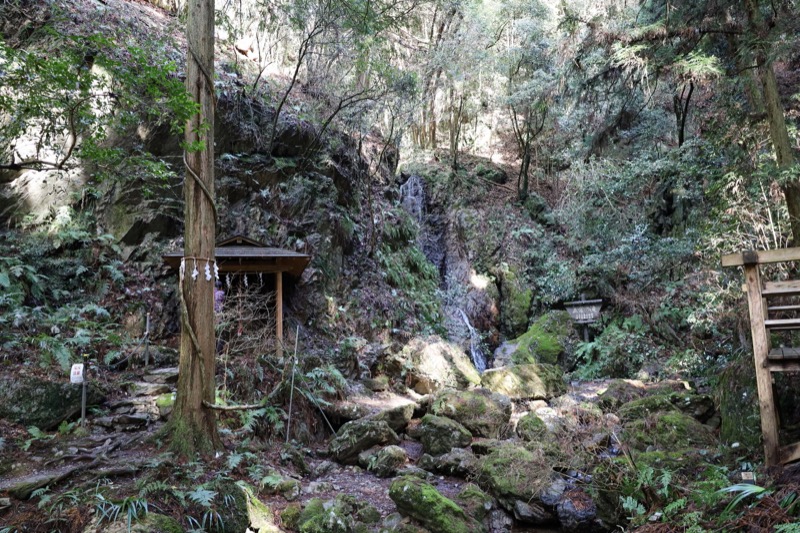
<box><xmin>1</xmin><ymin>0</ymin><xmax>800</xmax><ymax>531</ymax></box>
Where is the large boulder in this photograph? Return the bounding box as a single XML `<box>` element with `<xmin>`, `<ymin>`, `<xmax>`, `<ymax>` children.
<box><xmin>389</xmin><ymin>476</ymin><xmax>486</xmax><ymax>533</ymax></box>
<box><xmin>431</xmin><ymin>388</ymin><xmax>511</xmax><ymax>438</ymax></box>
<box><xmin>367</xmin><ymin>402</ymin><xmax>416</xmax><ymax>434</ymax></box>
<box><xmin>412</xmin><ymin>414</ymin><xmax>473</xmax><ymax>456</ymax></box>
<box><xmin>622</xmin><ymin>411</ymin><xmax>716</xmax><ymax>451</ymax></box>
<box><xmin>475</xmin><ymin>442</ymin><xmax>554</xmax><ymax>513</ymax></box>
<box><xmin>0</xmin><ymin>374</ymin><xmax>105</xmax><ymax>430</ymax></box>
<box><xmin>358</xmin><ymin>445</ymin><xmax>408</xmax><ymax>478</ymax></box>
<box><xmin>481</xmin><ymin>364</ymin><xmax>565</xmax><ymax>400</ymax></box>
<box><xmin>396</xmin><ymin>337</ymin><xmax>481</xmax><ymax>394</ymax></box>
<box><xmin>495</xmin><ymin>311</ymin><xmax>574</xmax><ymax>367</ymax></box>
<box><xmin>328</xmin><ymin>419</ymin><xmax>400</xmax><ymax>464</ymax></box>
<box><xmin>596</xmin><ymin>379</ymin><xmax>648</xmax><ymax>411</ymax></box>
<box><xmin>418</xmin><ymin>447</ymin><xmax>478</xmax><ymax>477</ymax></box>
<box><xmin>616</xmin><ymin>392</ymin><xmax>715</xmax><ymax>423</ymax></box>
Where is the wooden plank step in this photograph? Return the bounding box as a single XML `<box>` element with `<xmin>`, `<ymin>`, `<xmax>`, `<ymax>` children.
<box><xmin>762</xmin><ymin>280</ymin><xmax>800</xmax><ymax>296</ymax></box>
<box><xmin>768</xmin><ymin>348</ymin><xmax>800</xmax><ymax>359</ymax></box>
<box><xmin>767</xmin><ymin>304</ymin><xmax>800</xmax><ymax>311</ymax></box>
<box><xmin>764</xmin><ymin>319</ymin><xmax>800</xmax><ymax>329</ymax></box>
<box><xmin>767</xmin><ymin>359</ymin><xmax>800</xmax><ymax>372</ymax></box>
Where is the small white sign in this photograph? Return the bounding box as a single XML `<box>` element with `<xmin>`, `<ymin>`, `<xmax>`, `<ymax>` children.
<box><xmin>70</xmin><ymin>363</ymin><xmax>84</xmax><ymax>384</ymax></box>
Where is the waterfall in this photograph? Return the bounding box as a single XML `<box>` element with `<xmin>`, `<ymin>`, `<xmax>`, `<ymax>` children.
<box><xmin>400</xmin><ymin>175</ymin><xmax>425</xmax><ymax>223</ymax></box>
<box><xmin>458</xmin><ymin>309</ymin><xmax>487</xmax><ymax>373</ymax></box>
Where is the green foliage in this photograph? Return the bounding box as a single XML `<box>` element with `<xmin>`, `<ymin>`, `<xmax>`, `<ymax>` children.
<box><xmin>0</xmin><ymin>221</ymin><xmax>127</xmax><ymax>370</ymax></box>
<box><xmin>33</xmin><ymin>486</ymin><xmax>84</xmax><ymax>530</ymax></box>
<box><xmin>574</xmin><ymin>315</ymin><xmax>663</xmax><ymax>379</ymax></box>
<box><xmin>376</xmin><ymin>242</ymin><xmax>442</xmax><ymax>329</ymax></box>
<box><xmin>21</xmin><ymin>425</ymin><xmax>55</xmax><ymax>451</ymax></box>
<box><xmin>186</xmin><ymin>487</ymin><xmax>218</xmax><ymax>508</ymax></box>
<box><xmin>0</xmin><ymin>29</ymin><xmax>197</xmax><ymax>173</ymax></box>
<box><xmin>95</xmin><ymin>493</ymin><xmax>149</xmax><ymax>532</ymax></box>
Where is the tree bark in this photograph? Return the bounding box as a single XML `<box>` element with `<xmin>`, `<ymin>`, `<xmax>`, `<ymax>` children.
<box><xmin>170</xmin><ymin>0</ymin><xmax>221</xmax><ymax>456</ymax></box>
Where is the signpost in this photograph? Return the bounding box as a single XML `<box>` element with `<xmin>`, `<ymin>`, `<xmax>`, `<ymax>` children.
<box><xmin>70</xmin><ymin>354</ymin><xmax>89</xmax><ymax>427</ymax></box>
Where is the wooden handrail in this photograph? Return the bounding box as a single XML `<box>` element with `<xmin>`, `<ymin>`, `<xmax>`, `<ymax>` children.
<box><xmin>722</xmin><ymin>247</ymin><xmax>800</xmax><ymax>267</ymax></box>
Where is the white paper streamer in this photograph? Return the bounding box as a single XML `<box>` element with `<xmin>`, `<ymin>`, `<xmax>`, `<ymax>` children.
<box><xmin>191</xmin><ymin>258</ymin><xmax>199</xmax><ymax>281</ymax></box>
<box><xmin>204</xmin><ymin>261</ymin><xmax>212</xmax><ymax>281</ymax></box>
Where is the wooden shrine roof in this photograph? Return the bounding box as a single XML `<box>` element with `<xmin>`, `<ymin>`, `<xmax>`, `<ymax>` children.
<box><xmin>162</xmin><ymin>236</ymin><xmax>310</xmax><ymax>277</ymax></box>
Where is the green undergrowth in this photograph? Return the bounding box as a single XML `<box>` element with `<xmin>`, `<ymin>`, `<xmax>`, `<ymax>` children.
<box><xmin>0</xmin><ymin>214</ymin><xmax>130</xmax><ymax>371</ymax></box>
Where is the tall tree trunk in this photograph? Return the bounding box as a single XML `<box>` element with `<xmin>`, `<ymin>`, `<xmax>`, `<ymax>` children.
<box><xmin>170</xmin><ymin>0</ymin><xmax>221</xmax><ymax>456</ymax></box>
<box><xmin>745</xmin><ymin>0</ymin><xmax>800</xmax><ymax>244</ymax></box>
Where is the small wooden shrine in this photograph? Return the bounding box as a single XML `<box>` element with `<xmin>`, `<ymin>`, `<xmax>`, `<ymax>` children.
<box><xmin>722</xmin><ymin>248</ymin><xmax>800</xmax><ymax>466</ymax></box>
<box><xmin>564</xmin><ymin>297</ymin><xmax>602</xmax><ymax>342</ymax></box>
<box><xmin>163</xmin><ymin>235</ymin><xmax>310</xmax><ymax>356</ymax></box>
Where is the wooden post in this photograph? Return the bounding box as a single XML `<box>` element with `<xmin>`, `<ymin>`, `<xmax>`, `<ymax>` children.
<box><xmin>276</xmin><ymin>271</ymin><xmax>283</xmax><ymax>358</ymax></box>
<box><xmin>743</xmin><ymin>263</ymin><xmax>781</xmax><ymax>466</ymax></box>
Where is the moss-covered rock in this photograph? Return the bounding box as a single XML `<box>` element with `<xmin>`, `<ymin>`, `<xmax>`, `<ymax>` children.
<box><xmin>208</xmin><ymin>479</ymin><xmax>280</xmax><ymax>533</ymax></box>
<box><xmin>617</xmin><ymin>392</ymin><xmax>714</xmax><ymax>423</ymax></box>
<box><xmin>328</xmin><ymin>419</ymin><xmax>400</xmax><ymax>464</ymax></box>
<box><xmin>430</xmin><ymin>388</ymin><xmax>511</xmax><ymax>438</ymax></box>
<box><xmin>413</xmin><ymin>414</ymin><xmax>473</xmax><ymax>456</ymax></box>
<box><xmin>297</xmin><ymin>495</ymin><xmax>380</xmax><ymax>533</ymax></box>
<box><xmin>367</xmin><ymin>402</ymin><xmax>416</xmax><ymax>433</ymax></box>
<box><xmin>493</xmin><ymin>264</ymin><xmax>532</xmax><ymax>337</ymax></box>
<box><xmin>481</xmin><ymin>364</ymin><xmax>566</xmax><ymax>400</ymax></box>
<box><xmin>596</xmin><ymin>379</ymin><xmax>647</xmax><ymax>411</ymax></box>
<box><xmin>456</xmin><ymin>483</ymin><xmax>494</xmax><ymax>523</ymax></box>
<box><xmin>716</xmin><ymin>356</ymin><xmax>761</xmax><ymax>449</ymax></box>
<box><xmin>502</xmin><ymin>311</ymin><xmax>574</xmax><ymax>366</ymax></box>
<box><xmin>396</xmin><ymin>336</ymin><xmax>481</xmax><ymax>394</ymax></box>
<box><xmin>418</xmin><ymin>447</ymin><xmax>478</xmax><ymax>477</ymax></box>
<box><xmin>475</xmin><ymin>442</ymin><xmax>553</xmax><ymax>511</ymax></box>
<box><xmin>622</xmin><ymin>411</ymin><xmax>716</xmax><ymax>451</ymax></box>
<box><xmin>281</xmin><ymin>503</ymin><xmax>302</xmax><ymax>530</ymax></box>
<box><xmin>156</xmin><ymin>392</ymin><xmax>175</xmax><ymax>419</ymax></box>
<box><xmin>0</xmin><ymin>374</ymin><xmax>105</xmax><ymax>430</ymax></box>
<box><xmin>358</xmin><ymin>445</ymin><xmax>408</xmax><ymax>477</ymax></box>
<box><xmin>515</xmin><ymin>412</ymin><xmax>548</xmax><ymax>442</ymax></box>
<box><xmin>389</xmin><ymin>476</ymin><xmax>486</xmax><ymax>533</ymax></box>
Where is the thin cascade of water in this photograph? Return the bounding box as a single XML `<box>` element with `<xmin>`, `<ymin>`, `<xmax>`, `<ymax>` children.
<box><xmin>400</xmin><ymin>175</ymin><xmax>425</xmax><ymax>222</ymax></box>
<box><xmin>458</xmin><ymin>308</ymin><xmax>487</xmax><ymax>373</ymax></box>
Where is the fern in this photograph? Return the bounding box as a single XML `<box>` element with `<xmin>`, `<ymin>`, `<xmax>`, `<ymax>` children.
<box><xmin>621</xmin><ymin>495</ymin><xmax>646</xmax><ymax>517</ymax></box>
<box><xmin>260</xmin><ymin>473</ymin><xmax>283</xmax><ymax>491</ymax></box>
<box><xmin>80</xmin><ymin>303</ymin><xmax>110</xmax><ymax>319</ymax></box>
<box><xmin>663</xmin><ymin>497</ymin><xmax>687</xmax><ymax>517</ymax></box>
<box><xmin>186</xmin><ymin>487</ymin><xmax>217</xmax><ymax>508</ymax></box>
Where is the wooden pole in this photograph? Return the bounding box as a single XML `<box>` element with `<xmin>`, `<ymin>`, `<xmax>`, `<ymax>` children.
<box><xmin>276</xmin><ymin>271</ymin><xmax>283</xmax><ymax>358</ymax></box>
<box><xmin>743</xmin><ymin>263</ymin><xmax>781</xmax><ymax>466</ymax></box>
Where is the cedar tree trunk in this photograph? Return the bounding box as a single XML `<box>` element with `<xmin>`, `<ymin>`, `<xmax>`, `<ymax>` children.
<box><xmin>170</xmin><ymin>0</ymin><xmax>221</xmax><ymax>456</ymax></box>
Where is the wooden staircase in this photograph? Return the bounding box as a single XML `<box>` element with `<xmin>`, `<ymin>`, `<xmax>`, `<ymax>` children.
<box><xmin>722</xmin><ymin>248</ymin><xmax>800</xmax><ymax>466</ymax></box>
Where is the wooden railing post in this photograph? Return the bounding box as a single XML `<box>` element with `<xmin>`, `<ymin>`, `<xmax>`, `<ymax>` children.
<box><xmin>743</xmin><ymin>261</ymin><xmax>781</xmax><ymax>466</ymax></box>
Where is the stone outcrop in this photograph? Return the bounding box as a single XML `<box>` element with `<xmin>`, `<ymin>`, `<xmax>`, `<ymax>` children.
<box><xmin>389</xmin><ymin>476</ymin><xmax>487</xmax><ymax>533</ymax></box>
<box><xmin>430</xmin><ymin>388</ymin><xmax>512</xmax><ymax>438</ymax></box>
<box><xmin>481</xmin><ymin>363</ymin><xmax>566</xmax><ymax>400</ymax></box>
<box><xmin>328</xmin><ymin>419</ymin><xmax>400</xmax><ymax>464</ymax></box>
